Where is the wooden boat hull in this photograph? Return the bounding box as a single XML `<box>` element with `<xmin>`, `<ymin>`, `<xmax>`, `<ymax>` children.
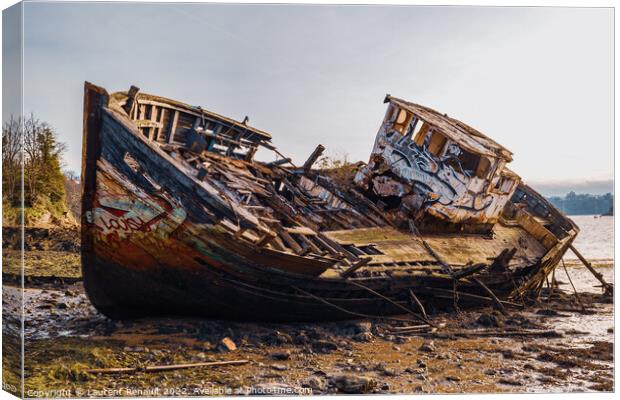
<box><xmin>81</xmin><ymin>83</ymin><xmax>578</xmax><ymax>321</ymax></box>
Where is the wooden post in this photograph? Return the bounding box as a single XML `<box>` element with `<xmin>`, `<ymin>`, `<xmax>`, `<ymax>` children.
<box><xmin>303</xmin><ymin>144</ymin><xmax>326</xmax><ymax>172</ymax></box>
<box><xmin>168</xmin><ymin>110</ymin><xmax>179</xmax><ymax>143</ymax></box>
<box><xmin>122</xmin><ymin>85</ymin><xmax>140</xmax><ymax>115</ymax></box>
<box><xmin>244</xmin><ymin>146</ymin><xmax>258</xmax><ymax>162</ymax></box>
<box><xmin>569</xmin><ymin>245</ymin><xmax>613</xmax><ymax>295</ymax></box>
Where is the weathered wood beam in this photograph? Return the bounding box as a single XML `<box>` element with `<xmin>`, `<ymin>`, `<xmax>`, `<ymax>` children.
<box><xmin>122</xmin><ymin>85</ymin><xmax>140</xmax><ymax>115</ymax></box>
<box><xmin>303</xmin><ymin>144</ymin><xmax>325</xmax><ymax>172</ymax></box>
<box><xmin>168</xmin><ymin>110</ymin><xmax>179</xmax><ymax>143</ymax></box>
<box><xmin>340</xmin><ymin>257</ymin><xmax>372</xmax><ymax>278</ymax></box>
<box><xmin>267</xmin><ymin>158</ymin><xmax>292</xmax><ymax>167</ymax></box>
<box><xmin>279</xmin><ymin>229</ymin><xmax>303</xmax><ymax>254</ymax></box>
<box><xmin>569</xmin><ymin>244</ymin><xmax>613</xmax><ymax>294</ymax></box>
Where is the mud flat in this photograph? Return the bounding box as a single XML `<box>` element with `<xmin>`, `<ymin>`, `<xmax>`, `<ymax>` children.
<box><xmin>1</xmin><ymin>246</ymin><xmax>613</xmax><ymax>397</ymax></box>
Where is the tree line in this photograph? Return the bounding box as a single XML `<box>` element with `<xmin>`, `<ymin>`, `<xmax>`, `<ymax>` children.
<box><xmin>2</xmin><ymin>115</ymin><xmax>69</xmax><ymax>224</ymax></box>
<box><xmin>547</xmin><ymin>191</ymin><xmax>613</xmax><ymax>216</ymax></box>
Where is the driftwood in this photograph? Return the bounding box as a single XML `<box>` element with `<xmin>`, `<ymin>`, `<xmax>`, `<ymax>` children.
<box><xmin>397</xmin><ymin>329</ymin><xmax>563</xmax><ymax>339</ymax></box>
<box><xmin>86</xmin><ymin>359</ymin><xmax>249</xmax><ymax>375</ymax></box>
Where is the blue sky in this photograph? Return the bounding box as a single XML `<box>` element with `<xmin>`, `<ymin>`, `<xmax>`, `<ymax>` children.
<box><xmin>4</xmin><ymin>3</ymin><xmax>614</xmax><ymax>195</ymax></box>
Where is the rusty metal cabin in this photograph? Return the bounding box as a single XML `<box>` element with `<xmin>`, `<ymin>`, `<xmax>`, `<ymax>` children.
<box><xmin>355</xmin><ymin>95</ymin><xmax>520</xmax><ymax>233</ymax></box>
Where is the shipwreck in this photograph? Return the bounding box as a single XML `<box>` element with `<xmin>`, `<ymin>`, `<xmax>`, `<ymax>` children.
<box><xmin>81</xmin><ymin>82</ymin><xmax>580</xmax><ymax>321</ymax></box>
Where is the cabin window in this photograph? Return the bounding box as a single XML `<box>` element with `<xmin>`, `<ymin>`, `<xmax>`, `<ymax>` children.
<box><xmin>392</xmin><ymin>109</ymin><xmax>411</xmax><ymax>134</ymax></box>
<box><xmin>427</xmin><ymin>131</ymin><xmax>447</xmax><ymax>156</ymax></box>
<box><xmin>444</xmin><ymin>145</ymin><xmax>482</xmax><ymax>177</ymax></box>
<box><xmin>475</xmin><ymin>157</ymin><xmax>492</xmax><ymax>179</ymax></box>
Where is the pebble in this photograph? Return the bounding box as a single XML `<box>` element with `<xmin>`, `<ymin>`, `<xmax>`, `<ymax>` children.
<box><xmin>304</xmin><ymin>376</ymin><xmax>327</xmax><ymax>392</ymax></box>
<box><xmin>329</xmin><ymin>374</ymin><xmax>377</xmax><ymax>394</ymax></box>
<box><xmin>419</xmin><ymin>341</ymin><xmax>436</xmax><ymax>353</ymax></box>
<box><xmin>270</xmin><ymin>350</ymin><xmax>291</xmax><ymax>360</ymax></box>
<box><xmin>216</xmin><ymin>337</ymin><xmax>237</xmax><ymax>352</ymax></box>
<box><xmin>271</xmin><ymin>363</ymin><xmax>289</xmax><ymax>371</ymax></box>
<box><xmin>498</xmin><ymin>378</ymin><xmax>523</xmax><ymax>386</ymax></box>
<box><xmin>353</xmin><ymin>332</ymin><xmax>374</xmax><ymax>342</ymax></box>
<box><xmin>311</xmin><ymin>340</ymin><xmax>338</xmax><ymax>353</ymax></box>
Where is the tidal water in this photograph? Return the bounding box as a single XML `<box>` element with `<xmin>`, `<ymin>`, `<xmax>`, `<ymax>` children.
<box><xmin>565</xmin><ymin>215</ymin><xmax>613</xmax><ymax>261</ymax></box>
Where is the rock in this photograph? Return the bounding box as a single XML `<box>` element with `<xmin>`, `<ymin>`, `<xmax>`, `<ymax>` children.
<box><xmin>270</xmin><ymin>350</ymin><xmax>291</xmax><ymax>360</ymax></box>
<box><xmin>477</xmin><ymin>313</ymin><xmax>501</xmax><ymax>327</ymax></box>
<box><xmin>312</xmin><ymin>340</ymin><xmax>338</xmax><ymax>353</ymax></box>
<box><xmin>521</xmin><ymin>345</ymin><xmax>537</xmax><ymax>352</ymax></box>
<box><xmin>216</xmin><ymin>337</ymin><xmax>237</xmax><ymax>352</ymax></box>
<box><xmin>264</xmin><ymin>330</ymin><xmax>292</xmax><ymax>345</ymax></box>
<box><xmin>446</xmin><ymin>376</ymin><xmax>461</xmax><ymax>382</ymax></box>
<box><xmin>501</xmin><ymin>349</ymin><xmax>515</xmax><ymax>359</ymax></box>
<box><xmin>271</xmin><ymin>363</ymin><xmax>289</xmax><ymax>371</ymax></box>
<box><xmin>498</xmin><ymin>378</ymin><xmax>523</xmax><ymax>386</ymax></box>
<box><xmin>304</xmin><ymin>376</ymin><xmax>327</xmax><ymax>392</ymax></box>
<box><xmin>536</xmin><ymin>308</ymin><xmax>560</xmax><ymax>316</ymax></box>
<box><xmin>352</xmin><ymin>321</ymin><xmax>372</xmax><ymax>334</ymax></box>
<box><xmin>330</xmin><ymin>374</ymin><xmax>376</xmax><ymax>394</ymax></box>
<box><xmin>353</xmin><ymin>332</ymin><xmax>373</xmax><ymax>342</ymax></box>
<box><xmin>418</xmin><ymin>341</ymin><xmax>436</xmax><ymax>353</ymax></box>
<box><xmin>293</xmin><ymin>332</ymin><xmax>310</xmax><ymax>345</ymax></box>
<box><xmin>393</xmin><ymin>336</ymin><xmax>408</xmax><ymax>344</ymax></box>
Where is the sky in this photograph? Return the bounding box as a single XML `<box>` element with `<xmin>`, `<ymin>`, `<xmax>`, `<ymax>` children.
<box><xmin>3</xmin><ymin>3</ymin><xmax>614</xmax><ymax>196</ymax></box>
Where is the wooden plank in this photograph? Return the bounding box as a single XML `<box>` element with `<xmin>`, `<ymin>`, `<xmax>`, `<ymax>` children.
<box><xmin>148</xmin><ymin>105</ymin><xmax>158</xmax><ymax>140</ymax></box>
<box><xmin>279</xmin><ymin>229</ymin><xmax>303</xmax><ymax>254</ymax></box>
<box><xmin>340</xmin><ymin>257</ymin><xmax>372</xmax><ymax>278</ymax></box>
<box><xmin>284</xmin><ymin>226</ymin><xmax>317</xmax><ymax>236</ymax></box>
<box><xmin>296</xmin><ymin>233</ymin><xmax>323</xmax><ymax>254</ymax></box>
<box><xmin>168</xmin><ymin>110</ymin><xmax>179</xmax><ymax>143</ymax></box>
<box><xmin>157</xmin><ymin>108</ymin><xmax>167</xmax><ymax>142</ymax></box>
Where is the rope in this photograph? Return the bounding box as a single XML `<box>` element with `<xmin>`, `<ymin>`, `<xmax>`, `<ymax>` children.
<box><xmin>345</xmin><ymin>280</ymin><xmax>432</xmax><ymax>326</ymax></box>
<box><xmin>292</xmin><ymin>286</ymin><xmax>417</xmax><ymax>323</ymax></box>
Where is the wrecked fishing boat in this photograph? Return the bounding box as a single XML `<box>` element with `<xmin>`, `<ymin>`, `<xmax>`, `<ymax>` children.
<box><xmin>81</xmin><ymin>82</ymin><xmax>579</xmax><ymax>321</ymax></box>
